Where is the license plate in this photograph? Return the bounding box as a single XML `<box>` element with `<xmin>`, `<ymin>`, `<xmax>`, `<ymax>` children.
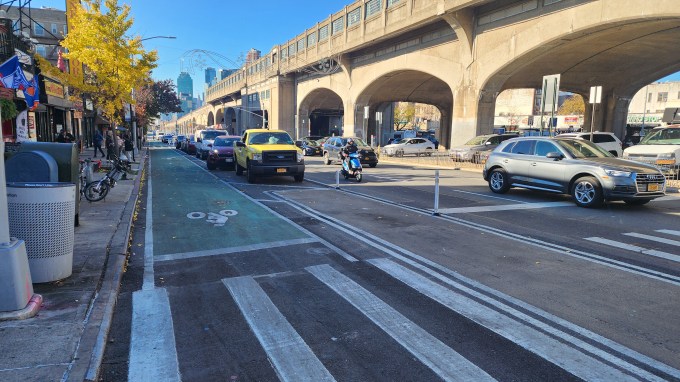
<box><xmin>276</xmin><ymin>168</ymin><xmax>286</xmax><ymax>173</ymax></box>
<box><xmin>225</xmin><ymin>158</ymin><xmax>233</xmax><ymax>162</ymax></box>
<box><xmin>647</xmin><ymin>183</ymin><xmax>660</xmax><ymax>192</ymax></box>
<box><xmin>656</xmin><ymin>159</ymin><xmax>675</xmax><ymax>165</ymax></box>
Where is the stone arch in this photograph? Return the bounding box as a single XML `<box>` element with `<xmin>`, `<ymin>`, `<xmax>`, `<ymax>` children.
<box><xmin>474</xmin><ymin>1</ymin><xmax>680</xmax><ymax>137</ymax></box>
<box><xmin>353</xmin><ymin>69</ymin><xmax>453</xmax><ymax>149</ymax></box>
<box><xmin>207</xmin><ymin>111</ymin><xmax>215</xmax><ymax>127</ymax></box>
<box><xmin>298</xmin><ymin>87</ymin><xmax>344</xmax><ymax>139</ymax></box>
<box><xmin>215</xmin><ymin>108</ymin><xmax>224</xmax><ymax>128</ymax></box>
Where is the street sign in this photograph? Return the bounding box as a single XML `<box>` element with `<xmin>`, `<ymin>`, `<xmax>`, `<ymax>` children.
<box><xmin>540</xmin><ymin>74</ymin><xmax>560</xmax><ymax>113</ymax></box>
<box><xmin>589</xmin><ymin>86</ymin><xmax>602</xmax><ymax>104</ymax></box>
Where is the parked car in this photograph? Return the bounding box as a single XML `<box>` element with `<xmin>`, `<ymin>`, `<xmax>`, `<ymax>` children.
<box><xmin>450</xmin><ymin>133</ymin><xmax>519</xmax><ymax>163</ymax></box>
<box><xmin>483</xmin><ymin>136</ymin><xmax>667</xmax><ymax>208</ymax></box>
<box><xmin>383</xmin><ymin>137</ymin><xmax>435</xmax><ymax>156</ymax></box>
<box><xmin>175</xmin><ymin>135</ymin><xmax>186</xmax><ymax>149</ymax></box>
<box><xmin>323</xmin><ymin>136</ymin><xmax>378</xmax><ymax>167</ymax></box>
<box><xmin>196</xmin><ymin>129</ymin><xmax>228</xmax><ymax>159</ymax></box>
<box><xmin>161</xmin><ymin>133</ymin><xmax>174</xmax><ymax>144</ymax></box>
<box><xmin>181</xmin><ymin>134</ymin><xmax>197</xmax><ymax>154</ymax></box>
<box><xmin>296</xmin><ymin>139</ymin><xmax>322</xmax><ymax>156</ymax></box>
<box><xmin>206</xmin><ymin>136</ymin><xmax>241</xmax><ymax>170</ymax></box>
<box><xmin>558</xmin><ymin>132</ymin><xmax>623</xmax><ymax>157</ymax></box>
<box><xmin>623</xmin><ymin>125</ymin><xmax>680</xmax><ymax>177</ymax></box>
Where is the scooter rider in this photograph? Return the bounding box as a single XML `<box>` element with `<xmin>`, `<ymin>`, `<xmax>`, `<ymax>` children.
<box><xmin>340</xmin><ymin>138</ymin><xmax>359</xmax><ymax>169</ymax></box>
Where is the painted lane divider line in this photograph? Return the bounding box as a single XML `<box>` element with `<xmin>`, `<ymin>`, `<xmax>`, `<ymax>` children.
<box><xmin>367</xmin><ymin>258</ymin><xmax>660</xmax><ymax>382</ymax></box>
<box><xmin>434</xmin><ymin>201</ymin><xmax>573</xmax><ymax>214</ymax></box>
<box><xmin>306</xmin><ymin>264</ymin><xmax>496</xmax><ymax>382</ymax></box>
<box><xmin>128</xmin><ymin>288</ymin><xmax>181</xmax><ymax>382</ymax></box>
<box><xmin>143</xmin><ymin>155</ymin><xmax>155</xmax><ymax>291</ymax></box>
<box><xmin>586</xmin><ymin>237</ymin><xmax>680</xmax><ymax>263</ymax></box>
<box><xmin>223</xmin><ymin>276</ymin><xmax>336</xmax><ymax>382</ymax></box>
<box><xmin>657</xmin><ymin>229</ymin><xmax>680</xmax><ymax>237</ymax></box>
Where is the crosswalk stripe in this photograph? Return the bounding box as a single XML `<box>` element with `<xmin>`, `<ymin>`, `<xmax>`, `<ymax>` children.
<box><xmin>656</xmin><ymin>229</ymin><xmax>680</xmax><ymax>237</ymax></box>
<box><xmin>128</xmin><ymin>288</ymin><xmax>181</xmax><ymax>382</ymax></box>
<box><xmin>435</xmin><ymin>201</ymin><xmax>572</xmax><ymax>214</ymax></box>
<box><xmin>223</xmin><ymin>276</ymin><xmax>335</xmax><ymax>382</ymax></box>
<box><xmin>586</xmin><ymin>237</ymin><xmax>680</xmax><ymax>263</ymax></box>
<box><xmin>624</xmin><ymin>232</ymin><xmax>680</xmax><ymax>247</ymax></box>
<box><xmin>306</xmin><ymin>264</ymin><xmax>496</xmax><ymax>382</ymax></box>
<box><xmin>367</xmin><ymin>258</ymin><xmax>654</xmax><ymax>382</ymax></box>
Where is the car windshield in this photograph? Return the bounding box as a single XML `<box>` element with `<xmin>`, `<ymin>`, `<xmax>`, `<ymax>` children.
<box><xmin>555</xmin><ymin>139</ymin><xmax>613</xmax><ymax>158</ymax></box>
<box><xmin>213</xmin><ymin>137</ymin><xmax>239</xmax><ymax>147</ymax></box>
<box><xmin>305</xmin><ymin>140</ymin><xmax>319</xmax><ymax>147</ymax></box>
<box><xmin>639</xmin><ymin>127</ymin><xmax>680</xmax><ymax>145</ymax></box>
<box><xmin>202</xmin><ymin>131</ymin><xmax>227</xmax><ymax>140</ymax></box>
<box><xmin>248</xmin><ymin>132</ymin><xmax>294</xmax><ymax>145</ymax></box>
<box><xmin>342</xmin><ymin>138</ymin><xmax>368</xmax><ymax>146</ymax></box>
<box><xmin>465</xmin><ymin>136</ymin><xmax>490</xmax><ymax>145</ymax></box>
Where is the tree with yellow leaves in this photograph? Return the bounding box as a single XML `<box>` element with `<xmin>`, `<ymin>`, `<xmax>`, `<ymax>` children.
<box><xmin>37</xmin><ymin>0</ymin><xmax>157</xmax><ymax>125</ymax></box>
<box><xmin>558</xmin><ymin>94</ymin><xmax>585</xmax><ymax>115</ymax></box>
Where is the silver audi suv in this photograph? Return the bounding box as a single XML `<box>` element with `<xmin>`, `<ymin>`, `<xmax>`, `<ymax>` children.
<box><xmin>482</xmin><ymin>137</ymin><xmax>666</xmax><ymax>208</ymax></box>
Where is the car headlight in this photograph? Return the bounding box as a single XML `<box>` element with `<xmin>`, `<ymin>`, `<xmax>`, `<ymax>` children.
<box><xmin>297</xmin><ymin>152</ymin><xmax>304</xmax><ymax>162</ymax></box>
<box><xmin>604</xmin><ymin>169</ymin><xmax>632</xmax><ymax>177</ymax></box>
<box><xmin>253</xmin><ymin>153</ymin><xmax>262</xmax><ymax>162</ymax></box>
<box><xmin>657</xmin><ymin>153</ymin><xmax>675</xmax><ymax>159</ymax></box>
<box><xmin>213</xmin><ymin>149</ymin><xmax>219</xmax><ymax>154</ymax></box>
<box><xmin>656</xmin><ymin>153</ymin><xmax>676</xmax><ymax>164</ymax></box>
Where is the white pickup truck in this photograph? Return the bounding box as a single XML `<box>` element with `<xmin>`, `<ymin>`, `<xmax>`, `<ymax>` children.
<box><xmin>195</xmin><ymin>129</ymin><xmax>228</xmax><ymax>159</ymax></box>
<box><xmin>623</xmin><ymin>125</ymin><xmax>680</xmax><ymax>176</ymax></box>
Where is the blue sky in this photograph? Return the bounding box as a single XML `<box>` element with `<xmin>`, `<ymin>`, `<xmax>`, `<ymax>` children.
<box><xmin>29</xmin><ymin>0</ymin><xmax>680</xmax><ymax>97</ymax></box>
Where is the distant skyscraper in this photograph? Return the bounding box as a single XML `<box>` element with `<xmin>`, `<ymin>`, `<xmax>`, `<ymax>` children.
<box><xmin>177</xmin><ymin>72</ymin><xmax>193</xmax><ymax>98</ymax></box>
<box><xmin>219</xmin><ymin>69</ymin><xmax>237</xmax><ymax>80</ymax></box>
<box><xmin>205</xmin><ymin>67</ymin><xmax>216</xmax><ymax>86</ymax></box>
<box><xmin>246</xmin><ymin>48</ymin><xmax>261</xmax><ymax>64</ymax></box>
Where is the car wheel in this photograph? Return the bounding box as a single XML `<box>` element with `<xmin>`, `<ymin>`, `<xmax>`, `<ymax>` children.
<box><xmin>246</xmin><ymin>161</ymin><xmax>256</xmax><ymax>183</ymax></box>
<box><xmin>207</xmin><ymin>161</ymin><xmax>216</xmax><ymax>170</ymax></box>
<box><xmin>624</xmin><ymin>199</ymin><xmax>650</xmax><ymax>206</ymax></box>
<box><xmin>396</xmin><ymin>150</ymin><xmax>404</xmax><ymax>157</ymax></box>
<box><xmin>235</xmin><ymin>158</ymin><xmax>244</xmax><ymax>175</ymax></box>
<box><xmin>426</xmin><ymin>148</ymin><xmax>433</xmax><ymax>156</ymax></box>
<box><xmin>294</xmin><ymin>173</ymin><xmax>304</xmax><ymax>182</ymax></box>
<box><xmin>571</xmin><ymin>176</ymin><xmax>604</xmax><ymax>208</ymax></box>
<box><xmin>195</xmin><ymin>151</ymin><xmax>200</xmax><ymax>158</ymax></box>
<box><xmin>324</xmin><ymin>152</ymin><xmax>332</xmax><ymax>165</ymax></box>
<box><xmin>369</xmin><ymin>163</ymin><xmax>377</xmax><ymax>168</ymax></box>
<box><xmin>356</xmin><ymin>172</ymin><xmax>363</xmax><ymax>182</ymax></box>
<box><xmin>488</xmin><ymin>168</ymin><xmax>510</xmax><ymax>194</ymax></box>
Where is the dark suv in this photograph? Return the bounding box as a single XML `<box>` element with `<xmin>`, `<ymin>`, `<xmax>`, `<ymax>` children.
<box><xmin>323</xmin><ymin>137</ymin><xmax>378</xmax><ymax>168</ymax></box>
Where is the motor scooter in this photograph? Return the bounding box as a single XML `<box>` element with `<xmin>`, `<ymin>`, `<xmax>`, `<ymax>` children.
<box><xmin>341</xmin><ymin>152</ymin><xmax>363</xmax><ymax>182</ymax></box>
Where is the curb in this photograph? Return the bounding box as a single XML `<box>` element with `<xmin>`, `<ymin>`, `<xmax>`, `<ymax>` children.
<box><xmin>67</xmin><ymin>152</ymin><xmax>147</xmax><ymax>382</ymax></box>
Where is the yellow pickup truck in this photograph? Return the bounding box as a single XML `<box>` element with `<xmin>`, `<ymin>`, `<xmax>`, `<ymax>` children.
<box><xmin>233</xmin><ymin>129</ymin><xmax>305</xmax><ymax>183</ymax></box>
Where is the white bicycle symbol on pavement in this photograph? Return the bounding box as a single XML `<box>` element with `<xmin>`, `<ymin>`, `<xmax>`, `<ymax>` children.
<box><xmin>186</xmin><ymin>209</ymin><xmax>238</xmax><ymax>227</ymax></box>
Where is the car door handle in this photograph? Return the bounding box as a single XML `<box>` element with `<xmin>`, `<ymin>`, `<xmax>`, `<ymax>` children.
<box><xmin>531</xmin><ymin>162</ymin><xmax>537</xmax><ymax>166</ymax></box>
<box><xmin>503</xmin><ymin>159</ymin><xmax>509</xmax><ymax>163</ymax></box>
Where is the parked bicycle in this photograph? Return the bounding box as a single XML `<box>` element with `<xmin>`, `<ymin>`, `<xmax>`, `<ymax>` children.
<box><xmin>83</xmin><ymin>157</ymin><xmax>130</xmax><ymax>202</ymax></box>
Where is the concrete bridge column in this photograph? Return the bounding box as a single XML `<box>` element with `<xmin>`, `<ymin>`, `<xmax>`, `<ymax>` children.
<box><xmin>343</xmin><ymin>100</ymin><xmax>358</xmax><ymax>138</ymax></box>
<box><xmin>451</xmin><ymin>86</ymin><xmax>492</xmax><ymax>147</ymax></box>
<box><xmin>605</xmin><ymin>94</ymin><xmax>631</xmax><ymax>138</ymax></box>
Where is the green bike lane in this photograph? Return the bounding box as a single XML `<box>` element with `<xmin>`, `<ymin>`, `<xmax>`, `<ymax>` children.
<box><xmin>149</xmin><ymin>148</ymin><xmax>309</xmax><ymax>257</ymax></box>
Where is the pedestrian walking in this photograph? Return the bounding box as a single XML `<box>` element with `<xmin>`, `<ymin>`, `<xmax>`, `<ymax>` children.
<box><xmin>56</xmin><ymin>128</ymin><xmax>75</xmax><ymax>143</ymax></box>
<box><xmin>93</xmin><ymin>129</ymin><xmax>105</xmax><ymax>157</ymax></box>
<box><xmin>123</xmin><ymin>132</ymin><xmax>134</xmax><ymax>161</ymax></box>
<box><xmin>105</xmin><ymin>130</ymin><xmax>115</xmax><ymax>160</ymax></box>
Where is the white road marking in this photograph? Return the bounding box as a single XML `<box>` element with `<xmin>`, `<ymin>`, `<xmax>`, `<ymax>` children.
<box><xmin>657</xmin><ymin>229</ymin><xmax>680</xmax><ymax>237</ymax></box>
<box><xmin>368</xmin><ymin>258</ymin><xmax>657</xmax><ymax>382</ymax></box>
<box><xmin>436</xmin><ymin>201</ymin><xmax>572</xmax><ymax>214</ymax></box>
<box><xmin>624</xmin><ymin>232</ymin><xmax>680</xmax><ymax>247</ymax></box>
<box><xmin>128</xmin><ymin>288</ymin><xmax>181</xmax><ymax>382</ymax></box>
<box><xmin>155</xmin><ymin>238</ymin><xmax>321</xmax><ymax>262</ymax></box>
<box><xmin>306</xmin><ymin>264</ymin><xmax>496</xmax><ymax>382</ymax></box>
<box><xmin>223</xmin><ymin>276</ymin><xmax>335</xmax><ymax>382</ymax></box>
<box><xmin>586</xmin><ymin>237</ymin><xmax>680</xmax><ymax>263</ymax></box>
<box><xmin>143</xmin><ymin>161</ymin><xmax>154</xmax><ymax>290</ymax></box>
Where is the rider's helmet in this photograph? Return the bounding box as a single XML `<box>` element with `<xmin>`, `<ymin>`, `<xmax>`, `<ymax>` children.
<box><xmin>347</xmin><ymin>138</ymin><xmax>355</xmax><ymax>146</ymax></box>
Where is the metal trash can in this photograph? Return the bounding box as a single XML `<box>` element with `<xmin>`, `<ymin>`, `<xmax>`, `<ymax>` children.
<box><xmin>6</xmin><ymin>182</ymin><xmax>76</xmax><ymax>283</ymax></box>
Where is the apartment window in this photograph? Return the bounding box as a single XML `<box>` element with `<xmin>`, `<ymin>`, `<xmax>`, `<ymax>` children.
<box><xmin>347</xmin><ymin>7</ymin><xmax>361</xmax><ymax>27</ymax></box>
<box><xmin>63</xmin><ymin>24</ymin><xmax>68</xmax><ymax>35</ymax></box>
<box><xmin>307</xmin><ymin>32</ymin><xmax>317</xmax><ymax>47</ymax></box>
<box><xmin>34</xmin><ymin>22</ymin><xmax>44</xmax><ymax>36</ymax></box>
<box><xmin>657</xmin><ymin>92</ymin><xmax>668</xmax><ymax>102</ymax></box>
<box><xmin>365</xmin><ymin>0</ymin><xmax>382</xmax><ymax>18</ymax></box>
<box><xmin>266</xmin><ymin>89</ymin><xmax>270</xmax><ymax>99</ymax></box>
<box><xmin>297</xmin><ymin>39</ymin><xmax>305</xmax><ymax>52</ymax></box>
<box><xmin>332</xmin><ymin>16</ymin><xmax>344</xmax><ymax>35</ymax></box>
<box><xmin>51</xmin><ymin>23</ymin><xmax>58</xmax><ymax>34</ymax></box>
<box><xmin>677</xmin><ymin>91</ymin><xmax>680</xmax><ymax>99</ymax></box>
<box><xmin>387</xmin><ymin>0</ymin><xmax>402</xmax><ymax>7</ymax></box>
<box><xmin>288</xmin><ymin>44</ymin><xmax>296</xmax><ymax>56</ymax></box>
<box><xmin>319</xmin><ymin>25</ymin><xmax>329</xmax><ymax>41</ymax></box>
<box><xmin>36</xmin><ymin>44</ymin><xmax>46</xmax><ymax>57</ymax></box>
<box><xmin>648</xmin><ymin>93</ymin><xmax>653</xmax><ymax>103</ymax></box>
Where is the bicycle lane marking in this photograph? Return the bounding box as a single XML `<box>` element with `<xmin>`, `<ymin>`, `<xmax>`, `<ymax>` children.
<box><xmin>149</xmin><ymin>149</ymin><xmax>309</xmax><ymax>257</ymax></box>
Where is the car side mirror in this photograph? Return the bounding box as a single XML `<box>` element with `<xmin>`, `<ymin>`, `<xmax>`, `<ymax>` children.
<box><xmin>546</xmin><ymin>152</ymin><xmax>564</xmax><ymax>160</ymax></box>
<box><xmin>197</xmin><ymin>138</ymin><xmax>202</xmax><ymax>142</ymax></box>
<box><xmin>295</xmin><ymin>141</ymin><xmax>303</xmax><ymax>147</ymax></box>
<box><xmin>235</xmin><ymin>141</ymin><xmax>245</xmax><ymax>147</ymax></box>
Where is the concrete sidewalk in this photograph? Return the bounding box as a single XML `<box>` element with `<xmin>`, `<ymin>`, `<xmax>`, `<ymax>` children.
<box><xmin>0</xmin><ymin>149</ymin><xmax>146</xmax><ymax>382</ymax></box>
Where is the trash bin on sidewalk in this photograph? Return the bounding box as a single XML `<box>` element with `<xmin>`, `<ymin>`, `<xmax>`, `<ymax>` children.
<box><xmin>6</xmin><ymin>182</ymin><xmax>76</xmax><ymax>283</ymax></box>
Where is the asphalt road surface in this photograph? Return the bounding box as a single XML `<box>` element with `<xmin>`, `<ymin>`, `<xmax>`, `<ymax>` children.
<box><xmin>100</xmin><ymin>144</ymin><xmax>680</xmax><ymax>382</ymax></box>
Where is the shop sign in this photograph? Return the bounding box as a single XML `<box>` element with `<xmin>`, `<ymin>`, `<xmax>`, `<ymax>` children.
<box><xmin>85</xmin><ymin>99</ymin><xmax>93</xmax><ymax>110</ymax></box>
<box><xmin>74</xmin><ymin>111</ymin><xmax>83</xmax><ymax>119</ymax></box>
<box><xmin>45</xmin><ymin>81</ymin><xmax>65</xmax><ymax>98</ymax></box>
